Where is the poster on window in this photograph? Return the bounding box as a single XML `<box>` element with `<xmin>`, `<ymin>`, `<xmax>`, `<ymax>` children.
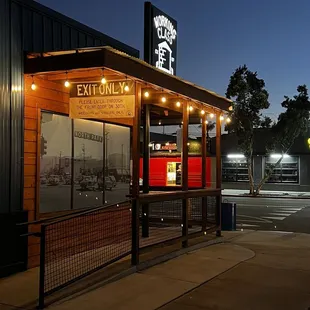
<box><xmin>69</xmin><ymin>80</ymin><xmax>135</xmax><ymax>119</ymax></box>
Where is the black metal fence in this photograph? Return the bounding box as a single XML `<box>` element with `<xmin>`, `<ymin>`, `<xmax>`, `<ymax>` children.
<box><xmin>38</xmin><ymin>202</ymin><xmax>131</xmax><ymax>308</ymax></box>
<box><xmin>21</xmin><ymin>189</ymin><xmax>220</xmax><ymax>309</ymax></box>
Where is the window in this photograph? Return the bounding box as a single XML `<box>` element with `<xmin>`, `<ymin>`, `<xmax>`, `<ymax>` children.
<box><xmin>40</xmin><ymin>113</ymin><xmax>72</xmax><ymax>213</ymax></box>
<box><xmin>222</xmin><ymin>157</ymin><xmax>249</xmax><ymax>182</ymax></box>
<box><xmin>265</xmin><ymin>156</ymin><xmax>299</xmax><ymax>184</ymax></box>
<box><xmin>39</xmin><ymin>112</ymin><xmax>131</xmax><ymax>213</ymax></box>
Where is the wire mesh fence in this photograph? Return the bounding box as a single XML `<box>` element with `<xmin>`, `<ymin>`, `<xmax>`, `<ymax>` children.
<box><xmin>41</xmin><ymin>202</ymin><xmax>131</xmax><ymax>298</ymax></box>
<box><xmin>139</xmin><ymin>199</ymin><xmax>183</xmax><ymax>248</ymax></box>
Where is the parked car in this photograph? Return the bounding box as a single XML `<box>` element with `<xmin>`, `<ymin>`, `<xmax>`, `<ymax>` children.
<box><xmin>97</xmin><ymin>177</ymin><xmax>113</xmax><ymax>191</ymax></box>
<box><xmin>48</xmin><ymin>175</ymin><xmax>60</xmax><ymax>186</ymax></box>
<box><xmin>79</xmin><ymin>176</ymin><xmax>96</xmax><ymax>191</ymax></box>
<box><xmin>40</xmin><ymin>175</ymin><xmax>47</xmax><ymax>185</ymax></box>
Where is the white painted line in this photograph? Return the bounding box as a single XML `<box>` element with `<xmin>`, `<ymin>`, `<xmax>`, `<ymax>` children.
<box><xmin>277</xmin><ymin>208</ymin><xmax>303</xmax><ymax>211</ymax></box>
<box><xmin>268</xmin><ymin>213</ymin><xmax>294</xmax><ymax>216</ymax></box>
<box><xmin>262</xmin><ymin>216</ymin><xmax>286</xmax><ymax>221</ymax></box>
<box><xmin>237</xmin><ymin>223</ymin><xmax>259</xmax><ymax>227</ymax></box>
<box><xmin>238</xmin><ymin>215</ymin><xmax>272</xmax><ymax>223</ymax></box>
<box><xmin>237</xmin><ymin>219</ymin><xmax>271</xmax><ymax>224</ymax></box>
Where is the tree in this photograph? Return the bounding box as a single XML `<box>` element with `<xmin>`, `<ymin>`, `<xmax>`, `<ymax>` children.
<box><xmin>226</xmin><ymin>65</ymin><xmax>270</xmax><ymax>194</ymax></box>
<box><xmin>254</xmin><ymin>85</ymin><xmax>310</xmax><ymax>194</ymax></box>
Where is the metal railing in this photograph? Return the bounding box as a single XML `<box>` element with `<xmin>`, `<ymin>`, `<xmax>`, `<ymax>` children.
<box><xmin>38</xmin><ymin>201</ymin><xmax>131</xmax><ymax>308</ymax></box>
<box><xmin>20</xmin><ymin>189</ymin><xmax>220</xmax><ymax>309</ymax></box>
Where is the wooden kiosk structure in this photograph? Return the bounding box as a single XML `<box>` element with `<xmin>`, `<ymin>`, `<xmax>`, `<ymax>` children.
<box><xmin>24</xmin><ymin>47</ymin><xmax>232</xmax><ymax>307</ymax></box>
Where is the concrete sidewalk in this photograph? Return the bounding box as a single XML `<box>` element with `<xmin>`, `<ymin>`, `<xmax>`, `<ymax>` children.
<box><xmin>223</xmin><ymin>188</ymin><xmax>310</xmax><ymax>198</ymax></box>
<box><xmin>46</xmin><ymin>231</ymin><xmax>310</xmax><ymax>310</ymax></box>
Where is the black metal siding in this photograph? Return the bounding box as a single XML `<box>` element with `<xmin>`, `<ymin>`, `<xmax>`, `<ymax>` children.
<box><xmin>0</xmin><ymin>0</ymin><xmax>11</xmax><ymax>213</ymax></box>
<box><xmin>0</xmin><ymin>0</ymin><xmax>139</xmax><ymax>213</ymax></box>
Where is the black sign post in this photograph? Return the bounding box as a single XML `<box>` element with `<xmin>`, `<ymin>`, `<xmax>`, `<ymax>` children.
<box><xmin>144</xmin><ymin>2</ymin><xmax>177</xmax><ymax>75</ymax></box>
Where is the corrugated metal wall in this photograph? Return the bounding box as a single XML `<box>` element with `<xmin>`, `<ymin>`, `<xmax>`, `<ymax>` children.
<box><xmin>0</xmin><ymin>0</ymin><xmax>11</xmax><ymax>213</ymax></box>
<box><xmin>0</xmin><ymin>0</ymin><xmax>139</xmax><ymax>213</ymax></box>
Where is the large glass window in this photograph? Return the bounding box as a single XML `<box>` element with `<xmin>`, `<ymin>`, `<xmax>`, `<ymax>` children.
<box><xmin>222</xmin><ymin>157</ymin><xmax>249</xmax><ymax>182</ymax></box>
<box><xmin>39</xmin><ymin>112</ymin><xmax>131</xmax><ymax>213</ymax></box>
<box><xmin>40</xmin><ymin>113</ymin><xmax>72</xmax><ymax>213</ymax></box>
<box><xmin>265</xmin><ymin>156</ymin><xmax>299</xmax><ymax>183</ymax></box>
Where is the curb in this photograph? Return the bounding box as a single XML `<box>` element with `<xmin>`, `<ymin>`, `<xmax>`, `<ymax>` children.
<box><xmin>223</xmin><ymin>194</ymin><xmax>310</xmax><ymax>200</ymax></box>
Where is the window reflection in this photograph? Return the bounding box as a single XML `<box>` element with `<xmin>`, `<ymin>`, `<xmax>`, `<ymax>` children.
<box><xmin>40</xmin><ymin>112</ymin><xmax>72</xmax><ymax>213</ymax></box>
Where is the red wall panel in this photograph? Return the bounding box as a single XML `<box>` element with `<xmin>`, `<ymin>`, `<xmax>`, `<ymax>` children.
<box><xmin>139</xmin><ymin>157</ymin><xmax>212</xmax><ymax>188</ymax></box>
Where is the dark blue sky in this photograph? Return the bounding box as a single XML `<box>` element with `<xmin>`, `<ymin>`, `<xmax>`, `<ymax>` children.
<box><xmin>39</xmin><ymin>0</ymin><xmax>310</xmax><ymax>117</ymax></box>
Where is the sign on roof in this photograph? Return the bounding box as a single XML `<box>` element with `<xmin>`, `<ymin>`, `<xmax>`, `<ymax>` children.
<box><xmin>144</xmin><ymin>2</ymin><xmax>177</xmax><ymax>75</ymax></box>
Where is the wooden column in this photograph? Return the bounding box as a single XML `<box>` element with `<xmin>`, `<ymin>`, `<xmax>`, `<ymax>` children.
<box><xmin>131</xmin><ymin>83</ymin><xmax>141</xmax><ymax>265</ymax></box>
<box><xmin>182</xmin><ymin>102</ymin><xmax>189</xmax><ymax>247</ymax></box>
<box><xmin>142</xmin><ymin>104</ymin><xmax>150</xmax><ymax>237</ymax></box>
<box><xmin>216</xmin><ymin>114</ymin><xmax>222</xmax><ymax>236</ymax></box>
<box><xmin>201</xmin><ymin>113</ymin><xmax>207</xmax><ymax>231</ymax></box>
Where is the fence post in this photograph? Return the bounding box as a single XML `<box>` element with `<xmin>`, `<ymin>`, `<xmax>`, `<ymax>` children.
<box><xmin>182</xmin><ymin>198</ymin><xmax>189</xmax><ymax>247</ymax></box>
<box><xmin>131</xmin><ymin>199</ymin><xmax>140</xmax><ymax>265</ymax></box>
<box><xmin>142</xmin><ymin>203</ymin><xmax>149</xmax><ymax>238</ymax></box>
<box><xmin>38</xmin><ymin>225</ymin><xmax>46</xmax><ymax>309</ymax></box>
<box><xmin>216</xmin><ymin>194</ymin><xmax>222</xmax><ymax>237</ymax></box>
<box><xmin>202</xmin><ymin>196</ymin><xmax>207</xmax><ymax>232</ymax></box>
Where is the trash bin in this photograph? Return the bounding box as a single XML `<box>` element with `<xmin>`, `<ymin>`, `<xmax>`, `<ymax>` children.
<box><xmin>221</xmin><ymin>202</ymin><xmax>236</xmax><ymax>231</ymax></box>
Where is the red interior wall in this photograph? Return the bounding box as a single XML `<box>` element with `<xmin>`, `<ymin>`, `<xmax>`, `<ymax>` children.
<box><xmin>139</xmin><ymin>157</ymin><xmax>212</xmax><ymax>188</ymax></box>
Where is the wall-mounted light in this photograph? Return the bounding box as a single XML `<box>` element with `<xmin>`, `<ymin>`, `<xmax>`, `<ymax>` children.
<box><xmin>176</xmin><ymin>101</ymin><xmax>181</xmax><ymax>107</ymax></box>
<box><xmin>31</xmin><ymin>76</ymin><xmax>36</xmax><ymax>91</ymax></box>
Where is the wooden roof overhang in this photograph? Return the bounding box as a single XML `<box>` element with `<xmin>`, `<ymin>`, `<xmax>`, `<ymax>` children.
<box><xmin>25</xmin><ymin>47</ymin><xmax>232</xmax><ymax>125</ymax></box>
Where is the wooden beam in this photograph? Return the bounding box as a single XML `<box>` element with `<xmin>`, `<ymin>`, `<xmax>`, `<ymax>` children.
<box><xmin>201</xmin><ymin>113</ymin><xmax>207</xmax><ymax>188</ymax></box>
<box><xmin>216</xmin><ymin>113</ymin><xmax>222</xmax><ymax>236</ymax></box>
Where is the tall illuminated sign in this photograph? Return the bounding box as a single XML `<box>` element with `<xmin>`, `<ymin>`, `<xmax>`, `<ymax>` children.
<box><xmin>144</xmin><ymin>2</ymin><xmax>177</xmax><ymax>75</ymax></box>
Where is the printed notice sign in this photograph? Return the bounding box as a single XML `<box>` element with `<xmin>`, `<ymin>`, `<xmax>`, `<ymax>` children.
<box><xmin>69</xmin><ymin>80</ymin><xmax>135</xmax><ymax>119</ymax></box>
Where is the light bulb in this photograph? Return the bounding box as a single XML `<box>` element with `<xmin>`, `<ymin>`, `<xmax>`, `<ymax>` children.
<box><xmin>31</xmin><ymin>82</ymin><xmax>36</xmax><ymax>91</ymax></box>
<box><xmin>176</xmin><ymin>101</ymin><xmax>181</xmax><ymax>107</ymax></box>
<box><xmin>210</xmin><ymin>113</ymin><xmax>215</xmax><ymax>118</ymax></box>
<box><xmin>201</xmin><ymin>110</ymin><xmax>205</xmax><ymax>115</ymax></box>
<box><xmin>159</xmin><ymin>120</ymin><xmax>162</xmax><ymax>125</ymax></box>
<box><xmin>101</xmin><ymin>76</ymin><xmax>107</xmax><ymax>84</ymax></box>
<box><xmin>124</xmin><ymin>84</ymin><xmax>129</xmax><ymax>92</ymax></box>
<box><xmin>226</xmin><ymin>117</ymin><xmax>231</xmax><ymax>123</ymax></box>
<box><xmin>64</xmin><ymin>80</ymin><xmax>70</xmax><ymax>88</ymax></box>
<box><xmin>229</xmin><ymin>105</ymin><xmax>233</xmax><ymax>111</ymax></box>
<box><xmin>144</xmin><ymin>91</ymin><xmax>150</xmax><ymax>98</ymax></box>
<box><xmin>161</xmin><ymin>96</ymin><xmax>166</xmax><ymax>103</ymax></box>
<box><xmin>205</xmin><ymin>120</ymin><xmax>208</xmax><ymax>125</ymax></box>
<box><xmin>220</xmin><ymin>115</ymin><xmax>224</xmax><ymax>121</ymax></box>
<box><xmin>189</xmin><ymin>106</ymin><xmax>193</xmax><ymax>112</ymax></box>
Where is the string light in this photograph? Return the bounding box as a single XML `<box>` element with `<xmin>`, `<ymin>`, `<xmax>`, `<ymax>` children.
<box><xmin>176</xmin><ymin>101</ymin><xmax>181</xmax><ymax>107</ymax></box>
<box><xmin>161</xmin><ymin>96</ymin><xmax>166</xmax><ymax>103</ymax></box>
<box><xmin>31</xmin><ymin>76</ymin><xmax>36</xmax><ymax>91</ymax></box>
<box><xmin>226</xmin><ymin>117</ymin><xmax>231</xmax><ymax>123</ymax></box>
<box><xmin>201</xmin><ymin>110</ymin><xmax>205</xmax><ymax>115</ymax></box>
<box><xmin>220</xmin><ymin>115</ymin><xmax>224</xmax><ymax>121</ymax></box>
<box><xmin>229</xmin><ymin>105</ymin><xmax>233</xmax><ymax>111</ymax></box>
<box><xmin>144</xmin><ymin>91</ymin><xmax>150</xmax><ymax>98</ymax></box>
<box><xmin>124</xmin><ymin>83</ymin><xmax>130</xmax><ymax>92</ymax></box>
<box><xmin>205</xmin><ymin>120</ymin><xmax>208</xmax><ymax>125</ymax></box>
<box><xmin>209</xmin><ymin>113</ymin><xmax>215</xmax><ymax>119</ymax></box>
<box><xmin>189</xmin><ymin>105</ymin><xmax>193</xmax><ymax>112</ymax></box>
<box><xmin>64</xmin><ymin>72</ymin><xmax>70</xmax><ymax>88</ymax></box>
<box><xmin>101</xmin><ymin>69</ymin><xmax>106</xmax><ymax>84</ymax></box>
<box><xmin>159</xmin><ymin>120</ymin><xmax>162</xmax><ymax>125</ymax></box>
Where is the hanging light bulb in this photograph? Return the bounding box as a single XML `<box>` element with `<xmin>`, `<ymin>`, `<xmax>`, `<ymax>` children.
<box><xmin>31</xmin><ymin>76</ymin><xmax>36</xmax><ymax>91</ymax></box>
<box><xmin>64</xmin><ymin>72</ymin><xmax>70</xmax><ymax>88</ymax></box>
<box><xmin>189</xmin><ymin>105</ymin><xmax>193</xmax><ymax>112</ymax></box>
<box><xmin>201</xmin><ymin>110</ymin><xmax>205</xmax><ymax>115</ymax></box>
<box><xmin>220</xmin><ymin>115</ymin><xmax>224</xmax><ymax>121</ymax></box>
<box><xmin>159</xmin><ymin>120</ymin><xmax>162</xmax><ymax>125</ymax></box>
<box><xmin>205</xmin><ymin>120</ymin><xmax>208</xmax><ymax>125</ymax></box>
<box><xmin>176</xmin><ymin>101</ymin><xmax>181</xmax><ymax>107</ymax></box>
<box><xmin>101</xmin><ymin>76</ymin><xmax>107</xmax><ymax>84</ymax></box>
<box><xmin>229</xmin><ymin>105</ymin><xmax>233</xmax><ymax>111</ymax></box>
<box><xmin>210</xmin><ymin>113</ymin><xmax>215</xmax><ymax>119</ymax></box>
<box><xmin>161</xmin><ymin>96</ymin><xmax>166</xmax><ymax>103</ymax></box>
<box><xmin>124</xmin><ymin>83</ymin><xmax>130</xmax><ymax>92</ymax></box>
<box><xmin>226</xmin><ymin>117</ymin><xmax>231</xmax><ymax>123</ymax></box>
<box><xmin>144</xmin><ymin>91</ymin><xmax>150</xmax><ymax>98</ymax></box>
